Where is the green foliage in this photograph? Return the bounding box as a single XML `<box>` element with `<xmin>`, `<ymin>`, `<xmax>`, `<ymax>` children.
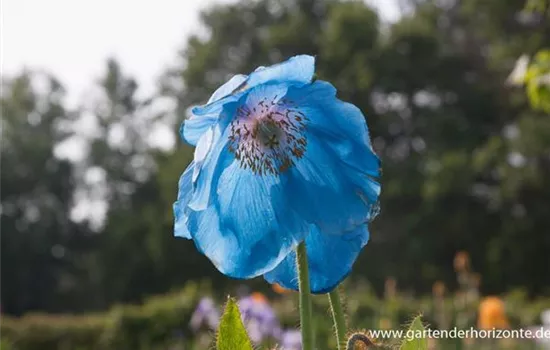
<box><xmin>0</xmin><ymin>283</ymin><xmax>203</xmax><ymax>350</ymax></box>
<box><xmin>525</xmin><ymin>0</ymin><xmax>550</xmax><ymax>14</ymax></box>
<box><xmin>216</xmin><ymin>298</ymin><xmax>253</xmax><ymax>350</ymax></box>
<box><xmin>525</xmin><ymin>50</ymin><xmax>550</xmax><ymax>112</ymax></box>
<box><xmin>519</xmin><ymin>0</ymin><xmax>550</xmax><ymax>112</ymax></box>
<box><xmin>1</xmin><ymin>338</ymin><xmax>15</xmax><ymax>350</ymax></box>
<box><xmin>2</xmin><ymin>283</ymin><xmax>549</xmax><ymax>350</ymax></box>
<box><xmin>399</xmin><ymin>315</ymin><xmax>428</xmax><ymax>350</ymax></box>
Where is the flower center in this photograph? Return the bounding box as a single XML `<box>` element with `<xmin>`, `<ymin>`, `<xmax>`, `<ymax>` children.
<box><xmin>227</xmin><ymin>97</ymin><xmax>308</xmax><ymax>175</ymax></box>
<box><xmin>255</xmin><ymin>119</ymin><xmax>282</xmax><ymax>148</ymax></box>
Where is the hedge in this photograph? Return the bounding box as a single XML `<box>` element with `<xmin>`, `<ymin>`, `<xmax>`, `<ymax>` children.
<box><xmin>2</xmin><ymin>282</ymin><xmax>549</xmax><ymax>350</ymax></box>
<box><xmin>1</xmin><ymin>283</ymin><xmax>203</xmax><ymax>350</ymax></box>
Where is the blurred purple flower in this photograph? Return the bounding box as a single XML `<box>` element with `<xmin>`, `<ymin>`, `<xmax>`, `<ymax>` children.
<box><xmin>190</xmin><ymin>293</ymin><xmax>287</xmax><ymax>346</ymax></box>
<box><xmin>238</xmin><ymin>293</ymin><xmax>282</xmax><ymax>343</ymax></box>
<box><xmin>189</xmin><ymin>297</ymin><xmax>220</xmax><ymax>331</ymax></box>
<box><xmin>280</xmin><ymin>329</ymin><xmax>302</xmax><ymax>350</ymax></box>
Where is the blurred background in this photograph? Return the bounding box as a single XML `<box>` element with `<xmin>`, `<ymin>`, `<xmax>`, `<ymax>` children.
<box><xmin>1</xmin><ymin>0</ymin><xmax>550</xmax><ymax>349</ymax></box>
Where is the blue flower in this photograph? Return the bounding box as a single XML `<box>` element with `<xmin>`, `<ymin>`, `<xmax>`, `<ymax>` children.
<box><xmin>174</xmin><ymin>55</ymin><xmax>381</xmax><ymax>293</ymax></box>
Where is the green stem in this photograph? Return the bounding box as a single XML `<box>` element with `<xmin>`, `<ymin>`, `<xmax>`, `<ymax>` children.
<box><xmin>328</xmin><ymin>287</ymin><xmax>347</xmax><ymax>350</ymax></box>
<box><xmin>296</xmin><ymin>241</ymin><xmax>314</xmax><ymax>350</ymax></box>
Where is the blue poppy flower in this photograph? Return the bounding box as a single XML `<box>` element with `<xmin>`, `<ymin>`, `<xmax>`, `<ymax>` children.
<box><xmin>174</xmin><ymin>55</ymin><xmax>381</xmax><ymax>293</ymax></box>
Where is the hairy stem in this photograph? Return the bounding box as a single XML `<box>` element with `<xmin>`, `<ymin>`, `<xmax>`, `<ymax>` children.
<box><xmin>346</xmin><ymin>333</ymin><xmax>376</xmax><ymax>349</ymax></box>
<box><xmin>328</xmin><ymin>287</ymin><xmax>347</xmax><ymax>350</ymax></box>
<box><xmin>296</xmin><ymin>241</ymin><xmax>314</xmax><ymax>350</ymax></box>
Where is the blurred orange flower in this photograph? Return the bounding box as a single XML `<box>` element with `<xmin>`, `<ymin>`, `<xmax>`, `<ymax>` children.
<box><xmin>453</xmin><ymin>251</ymin><xmax>470</xmax><ymax>272</ymax></box>
<box><xmin>378</xmin><ymin>318</ymin><xmax>391</xmax><ymax>330</ymax></box>
<box><xmin>271</xmin><ymin>283</ymin><xmax>291</xmax><ymax>294</ymax></box>
<box><xmin>478</xmin><ymin>296</ymin><xmax>510</xmax><ymax>329</ymax></box>
<box><xmin>251</xmin><ymin>292</ymin><xmax>268</xmax><ymax>303</ymax></box>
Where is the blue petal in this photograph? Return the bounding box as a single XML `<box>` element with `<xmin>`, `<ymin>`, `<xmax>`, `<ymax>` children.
<box><xmin>287</xmin><ymin>80</ymin><xmax>380</xmax><ymax>177</ymax></box>
<box><xmin>190</xmin><ymin>55</ymin><xmax>314</xmax><ymax>117</ymax></box>
<box><xmin>173</xmin><ymin>162</ymin><xmax>194</xmax><ymax>239</ymax></box>
<box><xmin>207</xmin><ymin>74</ymin><xmax>247</xmax><ymax>103</ymax></box>
<box><xmin>188</xmin><ymin>104</ymin><xmax>236</xmax><ymax>211</ymax></box>
<box><xmin>188</xmin><ymin>129</ymin><xmax>221</xmax><ymax>211</ymax></box>
<box><xmin>245</xmin><ymin>55</ymin><xmax>315</xmax><ymax>88</ymax></box>
<box><xmin>181</xmin><ymin>113</ymin><xmax>218</xmax><ymax>146</ymax></box>
<box><xmin>285</xmin><ymin>140</ymin><xmax>377</xmax><ymax>234</ymax></box>
<box><xmin>181</xmin><ymin>75</ymin><xmax>247</xmax><ymax>145</ymax></box>
<box><xmin>264</xmin><ymin>225</ymin><xmax>370</xmax><ymax>293</ymax></box>
<box><xmin>187</xmin><ymin>149</ymin><xmax>308</xmax><ymax>279</ymax></box>
<box><xmin>182</xmin><ymin>56</ymin><xmax>314</xmax><ymax>145</ymax></box>
<box><xmin>189</xmin><ymin>83</ymin><xmax>292</xmax><ymax>211</ymax></box>
<box><xmin>282</xmin><ymin>81</ymin><xmax>381</xmax><ymax>233</ymax></box>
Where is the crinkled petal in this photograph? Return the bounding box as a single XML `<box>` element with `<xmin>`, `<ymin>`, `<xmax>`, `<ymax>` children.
<box><xmin>181</xmin><ymin>75</ymin><xmax>247</xmax><ymax>145</ymax></box>
<box><xmin>264</xmin><ymin>225</ymin><xmax>370</xmax><ymax>293</ymax></box>
<box><xmin>173</xmin><ymin>162</ymin><xmax>195</xmax><ymax>239</ymax></box>
<box><xmin>183</xmin><ymin>56</ymin><xmax>314</xmax><ymax>145</ymax></box>
<box><xmin>286</xmin><ymin>139</ymin><xmax>379</xmax><ymax>234</ymax></box>
<box><xmin>192</xmin><ymin>126</ymin><xmax>215</xmax><ymax>180</ymax></box>
<box><xmin>283</xmin><ymin>81</ymin><xmax>381</xmax><ymax>233</ymax></box>
<box><xmin>189</xmin><ymin>83</ymin><xmax>292</xmax><ymax>211</ymax></box>
<box><xmin>208</xmin><ymin>74</ymin><xmax>248</xmax><ymax>103</ymax></box>
<box><xmin>287</xmin><ymin>80</ymin><xmax>380</xmax><ymax>177</ymax></box>
<box><xmin>187</xmin><ymin>150</ymin><xmax>308</xmax><ymax>278</ymax></box>
<box><xmin>181</xmin><ymin>113</ymin><xmax>218</xmax><ymax>146</ymax></box>
<box><xmin>189</xmin><ymin>55</ymin><xmax>314</xmax><ymax>118</ymax></box>
<box><xmin>244</xmin><ymin>55</ymin><xmax>315</xmax><ymax>89</ymax></box>
<box><xmin>188</xmin><ymin>103</ymin><xmax>235</xmax><ymax>211</ymax></box>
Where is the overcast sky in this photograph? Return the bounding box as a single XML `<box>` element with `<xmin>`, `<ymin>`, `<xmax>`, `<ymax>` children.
<box><xmin>3</xmin><ymin>0</ymin><xmax>400</xmax><ymax>105</ymax></box>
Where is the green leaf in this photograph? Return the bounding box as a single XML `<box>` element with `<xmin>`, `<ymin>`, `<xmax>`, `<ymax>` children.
<box><xmin>525</xmin><ymin>0</ymin><xmax>549</xmax><ymax>14</ymax></box>
<box><xmin>523</xmin><ymin>49</ymin><xmax>550</xmax><ymax>112</ymax></box>
<box><xmin>399</xmin><ymin>315</ymin><xmax>428</xmax><ymax>350</ymax></box>
<box><xmin>216</xmin><ymin>297</ymin><xmax>253</xmax><ymax>350</ymax></box>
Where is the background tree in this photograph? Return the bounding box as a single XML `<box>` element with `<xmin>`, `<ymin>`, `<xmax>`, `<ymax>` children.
<box><xmin>0</xmin><ymin>73</ymin><xmax>95</xmax><ymax>314</ymax></box>
<box><xmin>1</xmin><ymin>0</ymin><xmax>549</xmax><ymax>316</ymax></box>
<box><xmin>163</xmin><ymin>0</ymin><xmax>550</xmax><ymax>295</ymax></box>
